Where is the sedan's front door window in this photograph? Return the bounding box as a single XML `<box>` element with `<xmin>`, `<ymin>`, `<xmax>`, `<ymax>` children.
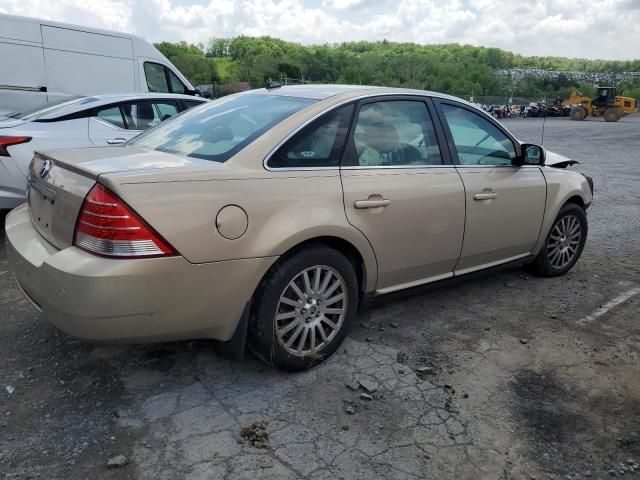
<box><xmin>352</xmin><ymin>101</ymin><xmax>442</xmax><ymax>167</ymax></box>
<box><xmin>155</xmin><ymin>102</ymin><xmax>180</xmax><ymax>121</ymax></box>
<box><xmin>121</xmin><ymin>101</ymin><xmax>179</xmax><ymax>130</ymax></box>
<box><xmin>441</xmin><ymin>104</ymin><xmax>516</xmax><ymax>166</ymax></box>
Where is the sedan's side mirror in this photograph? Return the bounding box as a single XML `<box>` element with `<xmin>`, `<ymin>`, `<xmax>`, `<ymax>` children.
<box><xmin>514</xmin><ymin>144</ymin><xmax>545</xmax><ymax>166</ymax></box>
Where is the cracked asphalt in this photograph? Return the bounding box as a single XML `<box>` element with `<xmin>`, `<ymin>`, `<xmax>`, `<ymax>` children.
<box><xmin>1</xmin><ymin>115</ymin><xmax>640</xmax><ymax>479</ymax></box>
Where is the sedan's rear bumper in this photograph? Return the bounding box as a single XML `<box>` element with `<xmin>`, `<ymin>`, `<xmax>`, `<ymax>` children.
<box><xmin>5</xmin><ymin>204</ymin><xmax>276</xmax><ymax>343</ymax></box>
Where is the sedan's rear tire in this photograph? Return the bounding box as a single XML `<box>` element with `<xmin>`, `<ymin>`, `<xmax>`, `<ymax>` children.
<box><xmin>249</xmin><ymin>245</ymin><xmax>359</xmax><ymax>371</ymax></box>
<box><xmin>529</xmin><ymin>203</ymin><xmax>588</xmax><ymax>277</ymax></box>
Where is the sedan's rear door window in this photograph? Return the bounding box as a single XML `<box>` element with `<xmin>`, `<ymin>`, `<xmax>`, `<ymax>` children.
<box><xmin>121</xmin><ymin>101</ymin><xmax>180</xmax><ymax>130</ymax></box>
<box><xmin>96</xmin><ymin>106</ymin><xmax>125</xmax><ymax>129</ymax></box>
<box><xmin>269</xmin><ymin>104</ymin><xmax>354</xmax><ymax>169</ymax></box>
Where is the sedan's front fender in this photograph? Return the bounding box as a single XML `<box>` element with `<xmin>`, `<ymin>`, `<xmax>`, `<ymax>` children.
<box><xmin>533</xmin><ymin>167</ymin><xmax>593</xmax><ymax>254</ymax></box>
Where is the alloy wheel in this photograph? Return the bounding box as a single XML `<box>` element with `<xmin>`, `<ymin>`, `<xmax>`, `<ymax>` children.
<box><xmin>546</xmin><ymin>214</ymin><xmax>582</xmax><ymax>269</ymax></box>
<box><xmin>274</xmin><ymin>265</ymin><xmax>348</xmax><ymax>356</ymax></box>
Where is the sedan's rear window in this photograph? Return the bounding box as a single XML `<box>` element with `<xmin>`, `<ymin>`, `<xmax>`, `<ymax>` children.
<box><xmin>129</xmin><ymin>94</ymin><xmax>315</xmax><ymax>162</ymax></box>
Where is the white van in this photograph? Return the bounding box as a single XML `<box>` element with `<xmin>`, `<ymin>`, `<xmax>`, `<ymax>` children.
<box><xmin>0</xmin><ymin>14</ymin><xmax>197</xmax><ymax>115</ymax></box>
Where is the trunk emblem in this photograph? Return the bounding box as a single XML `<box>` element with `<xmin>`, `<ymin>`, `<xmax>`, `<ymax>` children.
<box><xmin>39</xmin><ymin>159</ymin><xmax>52</xmax><ymax>179</ymax></box>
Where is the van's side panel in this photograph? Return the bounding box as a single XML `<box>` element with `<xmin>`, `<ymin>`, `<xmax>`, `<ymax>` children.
<box><xmin>0</xmin><ymin>16</ymin><xmax>47</xmax><ymax>113</ymax></box>
<box><xmin>0</xmin><ymin>41</ymin><xmax>47</xmax><ymax>113</ymax></box>
<box><xmin>41</xmin><ymin>26</ymin><xmax>135</xmax><ymax>100</ymax></box>
<box><xmin>41</xmin><ymin>25</ymin><xmax>133</xmax><ymax>57</ymax></box>
<box><xmin>43</xmin><ymin>50</ymin><xmax>136</xmax><ymax>100</ymax></box>
<box><xmin>0</xmin><ymin>15</ymin><xmax>42</xmax><ymax>42</ymax></box>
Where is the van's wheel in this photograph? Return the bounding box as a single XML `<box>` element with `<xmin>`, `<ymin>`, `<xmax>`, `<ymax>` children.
<box><xmin>529</xmin><ymin>203</ymin><xmax>588</xmax><ymax>277</ymax></box>
<box><xmin>249</xmin><ymin>245</ymin><xmax>359</xmax><ymax>371</ymax></box>
<box><xmin>603</xmin><ymin>108</ymin><xmax>622</xmax><ymax>122</ymax></box>
<box><xmin>570</xmin><ymin>106</ymin><xmax>587</xmax><ymax>120</ymax></box>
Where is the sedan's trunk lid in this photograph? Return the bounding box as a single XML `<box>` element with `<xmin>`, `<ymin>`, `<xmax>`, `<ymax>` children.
<box><xmin>28</xmin><ymin>153</ymin><xmax>96</xmax><ymax>250</ymax></box>
<box><xmin>27</xmin><ymin>146</ymin><xmax>218</xmax><ymax>250</ymax></box>
<box><xmin>37</xmin><ymin>145</ymin><xmax>210</xmax><ymax>178</ymax></box>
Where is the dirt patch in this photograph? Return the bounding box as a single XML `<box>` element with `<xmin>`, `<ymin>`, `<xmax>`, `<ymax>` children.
<box><xmin>511</xmin><ymin>369</ymin><xmax>640</xmax><ymax>477</ymax></box>
<box><xmin>240</xmin><ymin>420</ymin><xmax>270</xmax><ymax>449</ymax></box>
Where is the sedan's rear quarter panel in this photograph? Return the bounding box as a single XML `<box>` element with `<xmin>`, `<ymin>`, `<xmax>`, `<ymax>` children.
<box><xmin>107</xmin><ymin>171</ymin><xmax>375</xmax><ymax>273</ymax></box>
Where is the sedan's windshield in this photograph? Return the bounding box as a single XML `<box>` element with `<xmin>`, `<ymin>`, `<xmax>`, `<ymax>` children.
<box><xmin>129</xmin><ymin>93</ymin><xmax>315</xmax><ymax>162</ymax></box>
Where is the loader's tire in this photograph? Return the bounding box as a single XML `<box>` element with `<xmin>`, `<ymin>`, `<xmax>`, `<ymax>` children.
<box><xmin>603</xmin><ymin>108</ymin><xmax>622</xmax><ymax>122</ymax></box>
<box><xmin>570</xmin><ymin>106</ymin><xmax>587</xmax><ymax>121</ymax></box>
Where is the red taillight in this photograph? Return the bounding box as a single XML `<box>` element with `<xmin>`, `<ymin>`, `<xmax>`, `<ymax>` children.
<box><xmin>0</xmin><ymin>136</ymin><xmax>32</xmax><ymax>156</ymax></box>
<box><xmin>74</xmin><ymin>184</ymin><xmax>176</xmax><ymax>258</ymax></box>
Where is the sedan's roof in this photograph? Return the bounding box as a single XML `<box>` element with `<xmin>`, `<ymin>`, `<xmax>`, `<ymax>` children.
<box><xmin>15</xmin><ymin>93</ymin><xmax>207</xmax><ymax>121</ymax></box>
<box><xmin>242</xmin><ymin>84</ymin><xmax>462</xmax><ymax>102</ymax></box>
<box><xmin>244</xmin><ymin>84</ymin><xmax>376</xmax><ymax>100</ymax></box>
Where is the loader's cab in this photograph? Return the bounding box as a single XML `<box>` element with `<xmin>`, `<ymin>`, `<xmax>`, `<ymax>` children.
<box><xmin>593</xmin><ymin>87</ymin><xmax>616</xmax><ymax>106</ymax></box>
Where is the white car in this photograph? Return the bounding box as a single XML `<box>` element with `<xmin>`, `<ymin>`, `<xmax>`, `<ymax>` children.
<box><xmin>0</xmin><ymin>93</ymin><xmax>207</xmax><ymax>210</ymax></box>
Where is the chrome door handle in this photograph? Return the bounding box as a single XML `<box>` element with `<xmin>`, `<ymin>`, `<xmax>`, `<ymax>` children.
<box><xmin>107</xmin><ymin>138</ymin><xmax>126</xmax><ymax>145</ymax></box>
<box><xmin>354</xmin><ymin>198</ymin><xmax>391</xmax><ymax>209</ymax></box>
<box><xmin>473</xmin><ymin>192</ymin><xmax>498</xmax><ymax>201</ymax></box>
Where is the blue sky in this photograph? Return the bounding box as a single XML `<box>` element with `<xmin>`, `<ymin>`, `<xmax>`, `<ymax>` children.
<box><xmin>1</xmin><ymin>0</ymin><xmax>639</xmax><ymax>60</ymax></box>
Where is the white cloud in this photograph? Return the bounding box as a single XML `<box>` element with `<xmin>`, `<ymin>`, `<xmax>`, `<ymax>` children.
<box><xmin>0</xmin><ymin>0</ymin><xmax>638</xmax><ymax>59</ymax></box>
<box><xmin>321</xmin><ymin>0</ymin><xmax>383</xmax><ymax>10</ymax></box>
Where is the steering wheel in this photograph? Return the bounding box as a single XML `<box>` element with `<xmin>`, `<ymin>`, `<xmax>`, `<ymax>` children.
<box><xmin>388</xmin><ymin>144</ymin><xmax>422</xmax><ymax>165</ymax></box>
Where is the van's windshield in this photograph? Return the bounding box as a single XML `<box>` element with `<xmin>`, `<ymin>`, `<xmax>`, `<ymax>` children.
<box><xmin>129</xmin><ymin>93</ymin><xmax>315</xmax><ymax>163</ymax></box>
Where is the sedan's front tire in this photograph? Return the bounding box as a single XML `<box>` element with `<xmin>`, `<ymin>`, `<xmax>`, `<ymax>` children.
<box><xmin>249</xmin><ymin>245</ymin><xmax>359</xmax><ymax>371</ymax></box>
<box><xmin>530</xmin><ymin>203</ymin><xmax>588</xmax><ymax>277</ymax></box>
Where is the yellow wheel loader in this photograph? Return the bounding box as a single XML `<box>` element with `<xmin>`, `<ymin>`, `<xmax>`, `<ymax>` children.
<box><xmin>563</xmin><ymin>87</ymin><xmax>638</xmax><ymax>122</ymax></box>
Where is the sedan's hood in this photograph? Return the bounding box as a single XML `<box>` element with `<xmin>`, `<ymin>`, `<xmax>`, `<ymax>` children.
<box><xmin>544</xmin><ymin>149</ymin><xmax>579</xmax><ymax>168</ymax></box>
<box><xmin>37</xmin><ymin>145</ymin><xmax>218</xmax><ymax>179</ymax></box>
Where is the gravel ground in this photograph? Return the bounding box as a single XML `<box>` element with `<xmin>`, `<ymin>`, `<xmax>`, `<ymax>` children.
<box><xmin>1</xmin><ymin>115</ymin><xmax>639</xmax><ymax>480</ymax></box>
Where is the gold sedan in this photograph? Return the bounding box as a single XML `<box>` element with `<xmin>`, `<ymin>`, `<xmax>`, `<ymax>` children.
<box><xmin>5</xmin><ymin>85</ymin><xmax>593</xmax><ymax>370</ymax></box>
